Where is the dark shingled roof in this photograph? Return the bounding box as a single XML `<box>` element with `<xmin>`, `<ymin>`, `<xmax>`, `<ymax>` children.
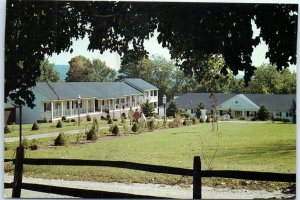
<box><xmin>170</xmin><ymin>93</ymin><xmax>235</xmax><ymax>110</ymax></box>
<box><xmin>162</xmin><ymin>93</ymin><xmax>295</xmax><ymax>112</ymax></box>
<box><xmin>244</xmin><ymin>94</ymin><xmax>296</xmax><ymax>112</ymax></box>
<box><xmin>33</xmin><ymin>82</ymin><xmax>143</xmax><ymax>100</ymax></box>
<box><xmin>122</xmin><ymin>78</ymin><xmax>158</xmax><ymax>92</ymax></box>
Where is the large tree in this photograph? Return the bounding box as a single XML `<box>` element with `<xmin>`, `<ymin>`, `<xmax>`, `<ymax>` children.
<box><xmin>238</xmin><ymin>64</ymin><xmax>296</xmax><ymax>94</ymax></box>
<box><xmin>89</xmin><ymin>59</ymin><xmax>116</xmax><ymax>82</ymax></box>
<box><xmin>36</xmin><ymin>59</ymin><xmax>60</xmax><ymax>82</ymax></box>
<box><xmin>66</xmin><ymin>56</ymin><xmax>116</xmax><ymax>82</ymax></box>
<box><xmin>5</xmin><ymin>1</ymin><xmax>297</xmax><ymax>107</ymax></box>
<box><xmin>66</xmin><ymin>55</ymin><xmax>92</xmax><ymax>82</ymax></box>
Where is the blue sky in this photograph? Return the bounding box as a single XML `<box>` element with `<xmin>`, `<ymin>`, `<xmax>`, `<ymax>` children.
<box><xmin>48</xmin><ymin>21</ymin><xmax>296</xmax><ymax>73</ymax></box>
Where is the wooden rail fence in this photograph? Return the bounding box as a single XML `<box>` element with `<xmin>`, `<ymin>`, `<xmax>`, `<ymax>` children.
<box><xmin>4</xmin><ymin>146</ymin><xmax>296</xmax><ymax>199</ymax></box>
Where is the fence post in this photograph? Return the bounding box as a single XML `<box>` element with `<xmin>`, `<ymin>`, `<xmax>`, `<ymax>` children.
<box><xmin>12</xmin><ymin>146</ymin><xmax>24</xmax><ymax>198</ymax></box>
<box><xmin>193</xmin><ymin>156</ymin><xmax>201</xmax><ymax>199</ymax></box>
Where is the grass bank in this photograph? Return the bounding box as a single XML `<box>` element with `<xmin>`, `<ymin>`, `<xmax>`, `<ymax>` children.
<box><xmin>4</xmin><ymin>122</ymin><xmax>296</xmax><ymax>190</ymax></box>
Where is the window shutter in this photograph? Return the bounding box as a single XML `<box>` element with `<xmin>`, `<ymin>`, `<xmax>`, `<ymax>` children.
<box><xmin>44</xmin><ymin>103</ymin><xmax>46</xmax><ymax>112</ymax></box>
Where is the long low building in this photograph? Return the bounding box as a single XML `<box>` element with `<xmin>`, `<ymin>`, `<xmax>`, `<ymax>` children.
<box><xmin>159</xmin><ymin>93</ymin><xmax>295</xmax><ymax>121</ymax></box>
<box><xmin>13</xmin><ymin>79</ymin><xmax>158</xmax><ymax>124</ymax></box>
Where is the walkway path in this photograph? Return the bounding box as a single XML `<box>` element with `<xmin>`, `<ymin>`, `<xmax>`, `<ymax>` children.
<box><xmin>4</xmin><ymin>126</ymin><xmax>111</xmax><ymax>143</ymax></box>
<box><xmin>4</xmin><ymin>175</ymin><xmax>294</xmax><ymax>199</ymax></box>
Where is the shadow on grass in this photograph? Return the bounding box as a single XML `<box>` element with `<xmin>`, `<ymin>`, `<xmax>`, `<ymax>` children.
<box><xmin>221</xmin><ymin>140</ymin><xmax>295</xmax><ymax>160</ymax></box>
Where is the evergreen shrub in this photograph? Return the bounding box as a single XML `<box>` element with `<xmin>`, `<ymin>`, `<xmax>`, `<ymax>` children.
<box><xmin>54</xmin><ymin>133</ymin><xmax>69</xmax><ymax>146</ymax></box>
<box><xmin>4</xmin><ymin>124</ymin><xmax>11</xmax><ymax>134</ymax></box>
<box><xmin>56</xmin><ymin>120</ymin><xmax>63</xmax><ymax>128</ymax></box>
<box><xmin>31</xmin><ymin>122</ymin><xmax>39</xmax><ymax>130</ymax></box>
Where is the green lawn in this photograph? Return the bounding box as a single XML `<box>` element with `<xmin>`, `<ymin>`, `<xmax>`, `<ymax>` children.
<box><xmin>4</xmin><ymin>122</ymin><xmax>296</xmax><ymax>189</ymax></box>
<box><xmin>5</xmin><ymin>119</ymin><xmax>118</xmax><ymax>138</ymax></box>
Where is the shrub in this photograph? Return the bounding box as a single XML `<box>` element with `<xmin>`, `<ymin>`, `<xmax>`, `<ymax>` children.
<box><xmin>43</xmin><ymin>117</ymin><xmax>49</xmax><ymax>123</ymax></box>
<box><xmin>251</xmin><ymin>117</ymin><xmax>257</xmax><ymax>121</ymax></box>
<box><xmin>75</xmin><ymin>131</ymin><xmax>85</xmax><ymax>144</ymax></box>
<box><xmin>113</xmin><ymin>119</ymin><xmax>118</xmax><ymax>121</ymax></box>
<box><xmin>29</xmin><ymin>139</ymin><xmax>39</xmax><ymax>150</ymax></box>
<box><xmin>101</xmin><ymin>116</ymin><xmax>106</xmax><ymax>120</ymax></box>
<box><xmin>111</xmin><ymin>125</ymin><xmax>120</xmax><ymax>136</ymax></box>
<box><xmin>107</xmin><ymin>118</ymin><xmax>113</xmax><ymax>124</ymax></box>
<box><xmin>71</xmin><ymin>118</ymin><xmax>76</xmax><ymax>122</ymax></box>
<box><xmin>147</xmin><ymin>120</ymin><xmax>155</xmax><ymax>131</ymax></box>
<box><xmin>121</xmin><ymin>113</ymin><xmax>127</xmax><ymax>119</ymax></box>
<box><xmin>257</xmin><ymin>104</ymin><xmax>270</xmax><ymax>121</ymax></box>
<box><xmin>4</xmin><ymin>124</ymin><xmax>11</xmax><ymax>134</ymax></box>
<box><xmin>183</xmin><ymin>119</ymin><xmax>192</xmax><ymax>126</ymax></box>
<box><xmin>192</xmin><ymin>118</ymin><xmax>197</xmax><ymax>124</ymax></box>
<box><xmin>200</xmin><ymin>118</ymin><xmax>205</xmax><ymax>123</ymax></box>
<box><xmin>86</xmin><ymin>127</ymin><xmax>98</xmax><ymax>141</ymax></box>
<box><xmin>86</xmin><ymin>114</ymin><xmax>91</xmax><ymax>121</ymax></box>
<box><xmin>272</xmin><ymin>116</ymin><xmax>282</xmax><ymax>121</ymax></box>
<box><xmin>132</xmin><ymin>123</ymin><xmax>138</xmax><ymax>133</ymax></box>
<box><xmin>239</xmin><ymin>117</ymin><xmax>245</xmax><ymax>120</ymax></box>
<box><xmin>87</xmin><ymin>119</ymin><xmax>99</xmax><ymax>141</ymax></box>
<box><xmin>122</xmin><ymin>122</ymin><xmax>129</xmax><ymax>134</ymax></box>
<box><xmin>121</xmin><ymin>118</ymin><xmax>126</xmax><ymax>124</ymax></box>
<box><xmin>137</xmin><ymin>120</ymin><xmax>146</xmax><ymax>132</ymax></box>
<box><xmin>62</xmin><ymin>116</ymin><xmax>67</xmax><ymax>121</ymax></box>
<box><xmin>180</xmin><ymin>113</ymin><xmax>190</xmax><ymax>119</ymax></box>
<box><xmin>22</xmin><ymin>137</ymin><xmax>30</xmax><ymax>149</ymax></box>
<box><xmin>31</xmin><ymin>122</ymin><xmax>39</xmax><ymax>130</ymax></box>
<box><xmin>106</xmin><ymin>114</ymin><xmax>111</xmax><ymax>120</ymax></box>
<box><xmin>56</xmin><ymin>120</ymin><xmax>63</xmax><ymax>128</ymax></box>
<box><xmin>206</xmin><ymin>117</ymin><xmax>212</xmax><ymax>123</ymax></box>
<box><xmin>54</xmin><ymin>133</ymin><xmax>69</xmax><ymax>146</ymax></box>
<box><xmin>282</xmin><ymin>118</ymin><xmax>290</xmax><ymax>123</ymax></box>
<box><xmin>173</xmin><ymin>114</ymin><xmax>181</xmax><ymax>127</ymax></box>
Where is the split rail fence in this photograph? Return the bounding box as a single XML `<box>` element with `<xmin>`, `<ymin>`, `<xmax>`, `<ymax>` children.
<box><xmin>4</xmin><ymin>147</ymin><xmax>296</xmax><ymax>199</ymax></box>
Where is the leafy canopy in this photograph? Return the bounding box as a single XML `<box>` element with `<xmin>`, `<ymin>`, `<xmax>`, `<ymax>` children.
<box><xmin>66</xmin><ymin>55</ymin><xmax>116</xmax><ymax>82</ymax></box>
<box><xmin>5</xmin><ymin>1</ymin><xmax>297</xmax><ymax>107</ymax></box>
<box><xmin>37</xmin><ymin>59</ymin><xmax>60</xmax><ymax>82</ymax></box>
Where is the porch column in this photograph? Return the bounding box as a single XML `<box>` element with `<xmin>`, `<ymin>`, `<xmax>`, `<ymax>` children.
<box><xmin>70</xmin><ymin>100</ymin><xmax>72</xmax><ymax>116</ymax></box>
<box><xmin>61</xmin><ymin>101</ymin><xmax>64</xmax><ymax>117</ymax></box>
<box><xmin>51</xmin><ymin>101</ymin><xmax>54</xmax><ymax>119</ymax></box>
<box><xmin>86</xmin><ymin>99</ymin><xmax>89</xmax><ymax>113</ymax></box>
<box><xmin>242</xmin><ymin>111</ymin><xmax>245</xmax><ymax>117</ymax></box>
<box><xmin>124</xmin><ymin>97</ymin><xmax>127</xmax><ymax>109</ymax></box>
<box><xmin>93</xmin><ymin>99</ymin><xmax>95</xmax><ymax>113</ymax></box>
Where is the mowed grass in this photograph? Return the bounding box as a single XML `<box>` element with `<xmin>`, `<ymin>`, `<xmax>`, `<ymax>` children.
<box><xmin>4</xmin><ymin>122</ymin><xmax>296</xmax><ymax>187</ymax></box>
<box><xmin>5</xmin><ymin>119</ymin><xmax>116</xmax><ymax>138</ymax></box>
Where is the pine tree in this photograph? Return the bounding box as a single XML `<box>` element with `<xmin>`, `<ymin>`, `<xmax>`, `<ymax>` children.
<box><xmin>166</xmin><ymin>101</ymin><xmax>179</xmax><ymax>117</ymax></box>
<box><xmin>141</xmin><ymin>100</ymin><xmax>154</xmax><ymax>117</ymax></box>
<box><xmin>257</xmin><ymin>104</ymin><xmax>270</xmax><ymax>121</ymax></box>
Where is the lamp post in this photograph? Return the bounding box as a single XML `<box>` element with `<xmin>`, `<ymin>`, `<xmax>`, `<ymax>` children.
<box><xmin>77</xmin><ymin>95</ymin><xmax>81</xmax><ymax>126</ymax></box>
<box><xmin>163</xmin><ymin>94</ymin><xmax>166</xmax><ymax>123</ymax></box>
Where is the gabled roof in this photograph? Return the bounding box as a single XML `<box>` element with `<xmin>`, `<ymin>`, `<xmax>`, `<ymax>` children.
<box><xmin>218</xmin><ymin>94</ymin><xmax>260</xmax><ymax>111</ymax></box>
<box><xmin>121</xmin><ymin>78</ymin><xmax>158</xmax><ymax>92</ymax></box>
<box><xmin>162</xmin><ymin>93</ymin><xmax>295</xmax><ymax>112</ymax></box>
<box><xmin>33</xmin><ymin>82</ymin><xmax>143</xmax><ymax>100</ymax></box>
<box><xmin>170</xmin><ymin>93</ymin><xmax>235</xmax><ymax>109</ymax></box>
<box><xmin>244</xmin><ymin>94</ymin><xmax>295</xmax><ymax>112</ymax></box>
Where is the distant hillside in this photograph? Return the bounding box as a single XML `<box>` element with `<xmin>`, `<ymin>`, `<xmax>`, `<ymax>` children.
<box><xmin>54</xmin><ymin>65</ymin><xmax>69</xmax><ymax>81</ymax></box>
